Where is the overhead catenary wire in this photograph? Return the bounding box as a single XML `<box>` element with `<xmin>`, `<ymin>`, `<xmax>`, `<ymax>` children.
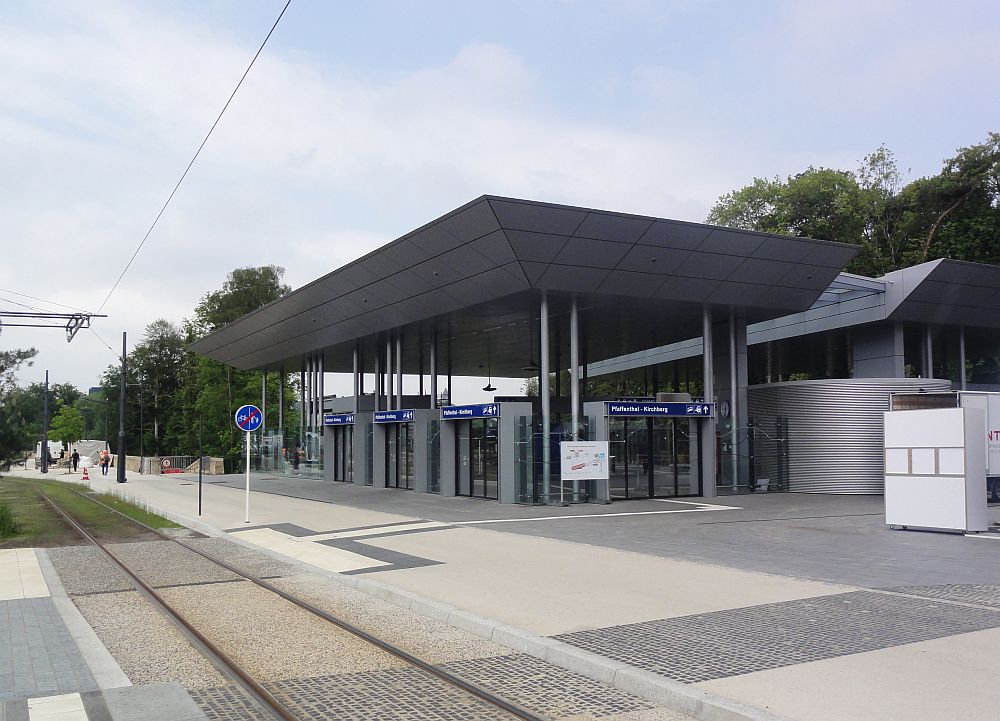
<box><xmin>96</xmin><ymin>0</ymin><xmax>293</xmax><ymax>315</ymax></box>
<box><xmin>0</xmin><ymin>287</ymin><xmax>91</xmax><ymax>313</ymax></box>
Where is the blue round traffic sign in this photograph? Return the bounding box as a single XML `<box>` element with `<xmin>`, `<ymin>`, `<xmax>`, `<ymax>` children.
<box><xmin>235</xmin><ymin>404</ymin><xmax>263</xmax><ymax>432</ymax></box>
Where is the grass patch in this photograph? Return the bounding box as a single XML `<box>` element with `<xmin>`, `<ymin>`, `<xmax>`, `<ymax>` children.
<box><xmin>0</xmin><ymin>502</ymin><xmax>19</xmax><ymax>538</ymax></box>
<box><xmin>0</xmin><ymin>475</ymin><xmax>179</xmax><ymax>547</ymax></box>
<box><xmin>91</xmin><ymin>492</ymin><xmax>179</xmax><ymax>530</ymax></box>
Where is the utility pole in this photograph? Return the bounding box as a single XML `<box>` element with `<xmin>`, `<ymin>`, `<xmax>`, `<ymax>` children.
<box><xmin>117</xmin><ymin>332</ymin><xmax>127</xmax><ymax>483</ymax></box>
<box><xmin>40</xmin><ymin>370</ymin><xmax>50</xmax><ymax>474</ymax></box>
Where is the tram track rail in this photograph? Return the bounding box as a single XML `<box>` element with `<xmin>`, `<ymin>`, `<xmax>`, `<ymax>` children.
<box><xmin>42</xmin><ymin>488</ymin><xmax>548</xmax><ymax>721</ymax></box>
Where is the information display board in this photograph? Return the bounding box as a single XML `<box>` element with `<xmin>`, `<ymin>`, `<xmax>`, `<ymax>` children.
<box><xmin>323</xmin><ymin>413</ymin><xmax>355</xmax><ymax>426</ymax></box>
<box><xmin>560</xmin><ymin>441</ymin><xmax>610</xmax><ymax>481</ymax></box>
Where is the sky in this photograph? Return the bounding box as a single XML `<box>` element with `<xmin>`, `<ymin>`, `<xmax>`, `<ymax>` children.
<box><xmin>2</xmin><ymin>0</ymin><xmax>999</xmax><ymax>402</ymax></box>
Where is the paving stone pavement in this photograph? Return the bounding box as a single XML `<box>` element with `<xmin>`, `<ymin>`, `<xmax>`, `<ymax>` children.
<box><xmin>885</xmin><ymin>583</ymin><xmax>1000</xmax><ymax>609</ymax></box>
<box><xmin>190</xmin><ymin>654</ymin><xmax>662</xmax><ymax>721</ymax></box>
<box><xmin>0</xmin><ymin>598</ymin><xmax>99</xmax><ymax>701</ymax></box>
<box><xmin>555</xmin><ymin>590</ymin><xmax>1000</xmax><ymax>684</ymax></box>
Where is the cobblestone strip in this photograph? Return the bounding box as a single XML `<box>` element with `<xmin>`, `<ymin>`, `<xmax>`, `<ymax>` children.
<box><xmin>555</xmin><ymin>590</ymin><xmax>1000</xmax><ymax>684</ymax></box>
<box><xmin>884</xmin><ymin>583</ymin><xmax>1000</xmax><ymax>609</ymax></box>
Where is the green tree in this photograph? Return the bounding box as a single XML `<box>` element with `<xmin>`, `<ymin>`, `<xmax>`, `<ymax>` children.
<box><xmin>181</xmin><ymin>266</ymin><xmax>294</xmax><ymax>469</ymax></box>
<box><xmin>707</xmin><ymin>134</ymin><xmax>1000</xmax><ymax>276</ymax></box>
<box><xmin>48</xmin><ymin>406</ymin><xmax>85</xmax><ymax>447</ymax></box>
<box><xmin>130</xmin><ymin>319</ymin><xmax>186</xmax><ymax>455</ymax></box>
<box><xmin>0</xmin><ymin>348</ymin><xmax>38</xmax><ymax>467</ymax></box>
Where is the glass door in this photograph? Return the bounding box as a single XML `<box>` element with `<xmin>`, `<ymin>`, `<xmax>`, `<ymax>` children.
<box><xmin>608</xmin><ymin>417</ymin><xmax>701</xmax><ymax>500</ymax></box>
<box><xmin>400</xmin><ymin>422</ymin><xmax>414</xmax><ymax>490</ymax></box>
<box><xmin>651</xmin><ymin>418</ymin><xmax>677</xmax><ymax>497</ymax></box>
<box><xmin>609</xmin><ymin>419</ymin><xmax>628</xmax><ymax>499</ymax></box>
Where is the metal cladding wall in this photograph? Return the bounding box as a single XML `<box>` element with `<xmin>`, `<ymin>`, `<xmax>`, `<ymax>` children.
<box><xmin>747</xmin><ymin>377</ymin><xmax>952</xmax><ymax>494</ymax></box>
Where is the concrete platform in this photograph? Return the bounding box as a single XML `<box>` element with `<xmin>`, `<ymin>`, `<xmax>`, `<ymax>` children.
<box><xmin>9</xmin><ymin>468</ymin><xmax>1000</xmax><ymax>721</ymax></box>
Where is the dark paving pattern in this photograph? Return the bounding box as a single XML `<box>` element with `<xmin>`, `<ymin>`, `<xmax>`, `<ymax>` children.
<box><xmin>886</xmin><ymin>583</ymin><xmax>1000</xmax><ymax>609</ymax></box>
<box><xmin>273</xmin><ymin>668</ymin><xmax>511</xmax><ymax>720</ymax></box>
<box><xmin>442</xmin><ymin>653</ymin><xmax>654</xmax><ymax>718</ymax></box>
<box><xmin>188</xmin><ymin>686</ymin><xmax>270</xmax><ymax>721</ymax></box>
<box><xmin>555</xmin><ymin>590</ymin><xmax>1000</xmax><ymax>684</ymax></box>
<box><xmin>191</xmin><ymin>654</ymin><xmax>654</xmax><ymax>721</ymax></box>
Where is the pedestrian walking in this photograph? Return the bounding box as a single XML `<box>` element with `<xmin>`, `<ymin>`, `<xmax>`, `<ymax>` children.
<box><xmin>99</xmin><ymin>449</ymin><xmax>110</xmax><ymax>476</ymax></box>
<box><xmin>71</xmin><ymin>450</ymin><xmax>80</xmax><ymax>472</ymax></box>
<box><xmin>292</xmin><ymin>446</ymin><xmax>301</xmax><ymax>474</ymax></box>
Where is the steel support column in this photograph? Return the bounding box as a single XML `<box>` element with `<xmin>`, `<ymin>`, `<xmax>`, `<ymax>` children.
<box><xmin>570</xmin><ymin>296</ymin><xmax>580</xmax><ymax>500</ymax></box>
<box><xmin>430</xmin><ymin>332</ymin><xmax>438</xmax><ymax>409</ymax></box>
<box><xmin>540</xmin><ymin>292</ymin><xmax>551</xmax><ymax>502</ymax></box>
<box><xmin>701</xmin><ymin>305</ymin><xmax>716</xmax><ymax>497</ymax></box>
<box><xmin>396</xmin><ymin>333</ymin><xmax>403</xmax><ymax>410</ymax></box>
<box><xmin>261</xmin><ymin>371</ymin><xmax>267</xmax><ymax>434</ymax></box>
<box><xmin>353</xmin><ymin>345</ymin><xmax>360</xmax><ymax>414</ymax></box>
<box><xmin>729</xmin><ymin>308</ymin><xmax>738</xmax><ymax>490</ymax></box>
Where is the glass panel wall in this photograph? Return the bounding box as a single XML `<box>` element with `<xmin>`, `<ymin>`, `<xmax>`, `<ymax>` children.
<box><xmin>427</xmin><ymin>419</ymin><xmax>441</xmax><ymax>493</ymax></box>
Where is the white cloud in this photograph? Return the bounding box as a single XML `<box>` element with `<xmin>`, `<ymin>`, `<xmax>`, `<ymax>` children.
<box><xmin>3</xmin><ymin>0</ymin><xmax>996</xmax><ymax>393</ymax></box>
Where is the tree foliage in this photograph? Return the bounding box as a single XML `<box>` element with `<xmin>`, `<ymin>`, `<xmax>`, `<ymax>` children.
<box><xmin>708</xmin><ymin>133</ymin><xmax>1000</xmax><ymax>277</ymax></box>
<box><xmin>0</xmin><ymin>348</ymin><xmax>38</xmax><ymax>466</ymax></box>
<box><xmin>86</xmin><ymin>267</ymin><xmax>295</xmax><ymax>469</ymax></box>
<box><xmin>48</xmin><ymin>406</ymin><xmax>85</xmax><ymax>447</ymax></box>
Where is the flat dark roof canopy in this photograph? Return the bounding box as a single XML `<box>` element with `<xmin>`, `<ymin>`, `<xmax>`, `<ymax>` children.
<box><xmin>190</xmin><ymin>195</ymin><xmax>858</xmax><ymax>377</ymax></box>
<box><xmin>885</xmin><ymin>259</ymin><xmax>1000</xmax><ymax>329</ymax></box>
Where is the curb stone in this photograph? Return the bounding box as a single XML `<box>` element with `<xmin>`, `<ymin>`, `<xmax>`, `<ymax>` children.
<box><xmin>105</xmin><ymin>491</ymin><xmax>797</xmax><ymax>721</ymax></box>
<box><xmin>34</xmin><ymin>548</ymin><xmax>133</xmax><ymax>691</ymax></box>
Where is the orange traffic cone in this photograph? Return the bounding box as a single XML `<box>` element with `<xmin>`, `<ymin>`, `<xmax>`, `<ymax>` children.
<box><xmin>82</xmin><ymin>466</ymin><xmax>89</xmax><ymax>481</ymax></box>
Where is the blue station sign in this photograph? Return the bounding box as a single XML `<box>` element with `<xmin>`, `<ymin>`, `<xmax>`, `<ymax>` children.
<box><xmin>605</xmin><ymin>401</ymin><xmax>713</xmax><ymax>417</ymax></box>
<box><xmin>374</xmin><ymin>409</ymin><xmax>416</xmax><ymax>423</ymax></box>
<box><xmin>323</xmin><ymin>413</ymin><xmax>355</xmax><ymax>426</ymax></box>
<box><xmin>440</xmin><ymin>403</ymin><xmax>500</xmax><ymax>421</ymax></box>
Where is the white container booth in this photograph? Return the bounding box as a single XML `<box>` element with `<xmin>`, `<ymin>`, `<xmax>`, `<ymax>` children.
<box><xmin>586</xmin><ymin>399</ymin><xmax>714</xmax><ymax>500</ymax></box>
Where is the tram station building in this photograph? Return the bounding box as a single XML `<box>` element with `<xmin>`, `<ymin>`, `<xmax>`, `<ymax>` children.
<box><xmin>190</xmin><ymin>196</ymin><xmax>1000</xmax><ymax>502</ymax></box>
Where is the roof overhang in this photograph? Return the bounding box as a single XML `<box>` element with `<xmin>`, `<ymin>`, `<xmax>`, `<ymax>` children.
<box><xmin>189</xmin><ymin>195</ymin><xmax>859</xmax><ymax>376</ymax></box>
<box><xmin>885</xmin><ymin>259</ymin><xmax>1000</xmax><ymax>328</ymax></box>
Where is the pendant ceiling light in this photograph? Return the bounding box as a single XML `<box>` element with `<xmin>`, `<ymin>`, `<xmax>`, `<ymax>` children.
<box><xmin>483</xmin><ymin>355</ymin><xmax>497</xmax><ymax>393</ymax></box>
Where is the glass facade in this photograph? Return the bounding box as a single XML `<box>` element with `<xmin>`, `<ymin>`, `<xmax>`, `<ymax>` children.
<box><xmin>608</xmin><ymin>417</ymin><xmax>697</xmax><ymax>499</ymax></box>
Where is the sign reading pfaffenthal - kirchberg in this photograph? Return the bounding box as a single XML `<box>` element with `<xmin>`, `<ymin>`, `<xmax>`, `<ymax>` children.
<box><xmin>560</xmin><ymin>441</ymin><xmax>610</xmax><ymax>481</ymax></box>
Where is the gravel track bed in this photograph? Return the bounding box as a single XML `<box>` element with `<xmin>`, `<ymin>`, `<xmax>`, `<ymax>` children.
<box><xmin>185</xmin><ymin>537</ymin><xmax>302</xmax><ymax>578</ymax></box>
<box><xmin>73</xmin><ymin>590</ymin><xmax>226</xmax><ymax>689</ymax></box>
<box><xmin>48</xmin><ymin>545</ymin><xmax>134</xmax><ymax>595</ymax></box>
<box><xmin>105</xmin><ymin>539</ymin><xmax>241</xmax><ymax>587</ymax></box>
<box><xmin>272</xmin><ymin>573</ymin><xmax>510</xmax><ymax>664</ymax></box>
<box><xmin>160</xmin><ymin>581</ymin><xmax>406</xmax><ymax>681</ymax></box>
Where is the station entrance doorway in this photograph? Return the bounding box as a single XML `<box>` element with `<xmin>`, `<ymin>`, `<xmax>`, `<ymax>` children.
<box><xmin>331</xmin><ymin>425</ymin><xmax>353</xmax><ymax>482</ymax></box>
<box><xmin>456</xmin><ymin>417</ymin><xmax>499</xmax><ymax>499</ymax></box>
<box><xmin>605</xmin><ymin>401</ymin><xmax>711</xmax><ymax>500</ymax></box>
<box><xmin>385</xmin><ymin>422</ymin><xmax>415</xmax><ymax>490</ymax></box>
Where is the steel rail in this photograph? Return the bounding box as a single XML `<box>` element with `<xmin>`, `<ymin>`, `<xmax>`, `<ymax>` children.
<box><xmin>71</xmin><ymin>489</ymin><xmax>548</xmax><ymax>721</ymax></box>
<box><xmin>38</xmin><ymin>492</ymin><xmax>302</xmax><ymax>721</ymax></box>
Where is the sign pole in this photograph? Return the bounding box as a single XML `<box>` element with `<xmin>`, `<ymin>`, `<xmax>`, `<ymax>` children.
<box><xmin>234</xmin><ymin>404</ymin><xmax>262</xmax><ymax>525</ymax></box>
<box><xmin>245</xmin><ymin>430</ymin><xmax>250</xmax><ymax>524</ymax></box>
<box><xmin>198</xmin><ymin>417</ymin><xmax>203</xmax><ymax>516</ymax></box>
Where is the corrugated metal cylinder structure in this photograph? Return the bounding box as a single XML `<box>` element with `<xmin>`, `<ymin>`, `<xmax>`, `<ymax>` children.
<box><xmin>747</xmin><ymin>377</ymin><xmax>951</xmax><ymax>494</ymax></box>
